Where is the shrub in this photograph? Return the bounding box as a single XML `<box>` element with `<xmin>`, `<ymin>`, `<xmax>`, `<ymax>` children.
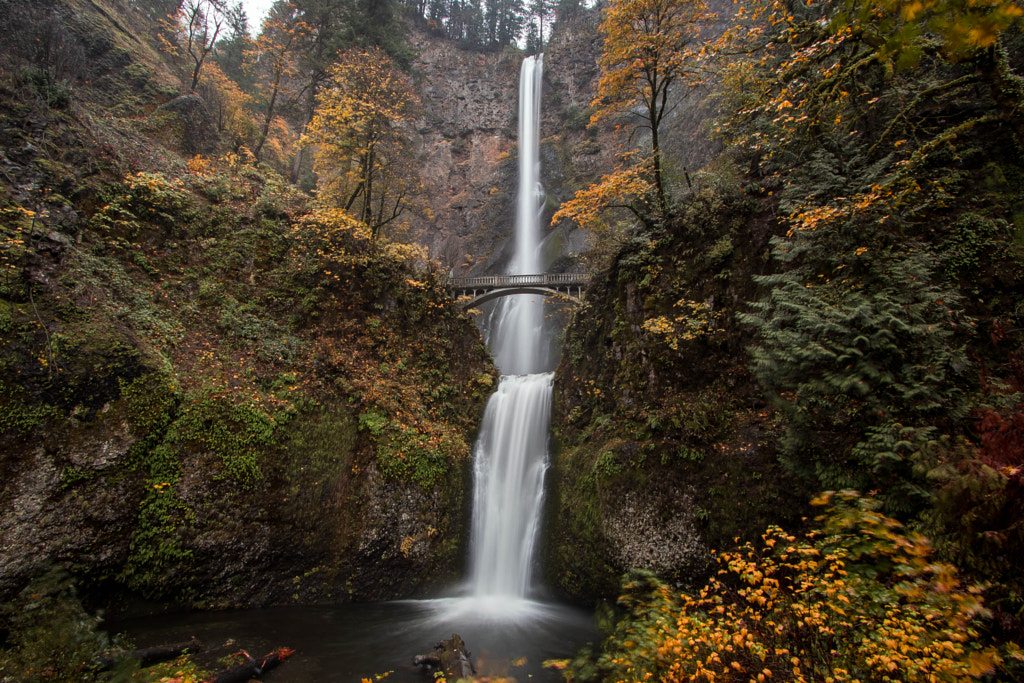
<box><xmin>0</xmin><ymin>569</ymin><xmax>129</xmax><ymax>681</ymax></box>
<box><xmin>559</xmin><ymin>492</ymin><xmax>1022</xmax><ymax>682</ymax></box>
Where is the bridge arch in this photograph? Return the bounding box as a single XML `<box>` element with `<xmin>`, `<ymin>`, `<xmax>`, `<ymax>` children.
<box><xmin>460</xmin><ymin>286</ymin><xmax>581</xmax><ymax>309</ymax></box>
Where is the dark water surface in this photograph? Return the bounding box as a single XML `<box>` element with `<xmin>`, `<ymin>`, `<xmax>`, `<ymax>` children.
<box><xmin>111</xmin><ymin>598</ymin><xmax>598</xmax><ymax>682</ymax></box>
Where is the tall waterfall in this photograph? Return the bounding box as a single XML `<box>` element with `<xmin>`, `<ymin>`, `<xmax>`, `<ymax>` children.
<box><xmin>468</xmin><ymin>54</ymin><xmax>550</xmax><ymax>602</ymax></box>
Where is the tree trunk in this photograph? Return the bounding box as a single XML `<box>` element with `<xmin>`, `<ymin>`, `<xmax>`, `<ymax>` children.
<box><xmin>413</xmin><ymin>634</ymin><xmax>475</xmax><ymax>680</ymax></box>
<box><xmin>979</xmin><ymin>44</ymin><xmax>1024</xmax><ymax>153</ymax></box>
<box><xmin>202</xmin><ymin>647</ymin><xmax>295</xmax><ymax>683</ymax></box>
<box><xmin>96</xmin><ymin>638</ymin><xmax>203</xmax><ymax>671</ymax></box>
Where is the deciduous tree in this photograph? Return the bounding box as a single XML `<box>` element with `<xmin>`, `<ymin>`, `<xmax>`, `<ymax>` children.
<box><xmin>196</xmin><ymin>61</ymin><xmax>256</xmax><ymax>149</ymax></box>
<box><xmin>275</xmin><ymin>0</ymin><xmax>413</xmax><ymax>184</ymax></box>
<box><xmin>591</xmin><ymin>0</ymin><xmax>711</xmax><ymax>215</ymax></box>
<box><xmin>181</xmin><ymin>0</ymin><xmax>231</xmax><ymax>90</ymax></box>
<box><xmin>304</xmin><ymin>47</ymin><xmax>423</xmax><ymax>239</ymax></box>
<box><xmin>551</xmin><ymin>151</ymin><xmax>657</xmax><ymax>233</ymax></box>
<box><xmin>246</xmin><ymin>2</ymin><xmax>309</xmax><ymax>161</ymax></box>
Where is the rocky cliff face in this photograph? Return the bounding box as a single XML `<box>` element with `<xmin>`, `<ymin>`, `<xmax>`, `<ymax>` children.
<box><xmin>405</xmin><ymin>5</ymin><xmax>723</xmax><ymax>279</ymax></box>
<box><xmin>543</xmin><ymin>186</ymin><xmax>814</xmax><ymax>602</ymax></box>
<box><xmin>0</xmin><ymin>194</ymin><xmax>495</xmax><ymax>609</ymax></box>
<box><xmin>408</xmin><ymin>9</ymin><xmax>611</xmax><ymax>277</ymax></box>
<box><xmin>409</xmin><ymin>36</ymin><xmax>520</xmax><ymax>274</ymax></box>
<box><xmin>0</xmin><ymin>0</ymin><xmax>496</xmax><ymax>609</ymax></box>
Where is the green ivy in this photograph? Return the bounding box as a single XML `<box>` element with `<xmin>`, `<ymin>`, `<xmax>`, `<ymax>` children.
<box><xmin>170</xmin><ymin>392</ymin><xmax>276</xmax><ymax>486</ymax></box>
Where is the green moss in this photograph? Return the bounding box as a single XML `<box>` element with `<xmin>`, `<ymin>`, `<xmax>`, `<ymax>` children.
<box><xmin>278</xmin><ymin>406</ymin><xmax>358</xmax><ymax>548</ymax></box>
<box><xmin>0</xmin><ymin>379</ymin><xmax>58</xmax><ymax>437</ymax></box>
<box><xmin>121</xmin><ymin>371</ymin><xmax>179</xmax><ymax>441</ymax></box>
<box><xmin>360</xmin><ymin>408</ymin><xmax>469</xmax><ymax>489</ymax></box>
<box><xmin>168</xmin><ymin>391</ymin><xmax>280</xmax><ymax>486</ymax></box>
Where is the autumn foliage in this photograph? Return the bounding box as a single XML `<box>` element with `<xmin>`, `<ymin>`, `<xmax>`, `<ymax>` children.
<box><xmin>559</xmin><ymin>493</ymin><xmax>1023</xmax><ymax>682</ymax></box>
<box><xmin>555</xmin><ymin>0</ymin><xmax>713</xmax><ymax>229</ymax></box>
<box><xmin>304</xmin><ymin>47</ymin><xmax>423</xmax><ymax>240</ymax></box>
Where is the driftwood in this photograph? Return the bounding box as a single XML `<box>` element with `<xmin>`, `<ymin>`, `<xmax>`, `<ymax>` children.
<box><xmin>96</xmin><ymin>637</ymin><xmax>203</xmax><ymax>671</ymax></box>
<box><xmin>201</xmin><ymin>647</ymin><xmax>295</xmax><ymax>683</ymax></box>
<box><xmin>414</xmin><ymin>634</ymin><xmax>474</xmax><ymax>680</ymax></box>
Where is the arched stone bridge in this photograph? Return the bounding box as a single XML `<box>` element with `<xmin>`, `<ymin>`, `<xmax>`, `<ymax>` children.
<box><xmin>449</xmin><ymin>272</ymin><xmax>589</xmax><ymax>309</ymax></box>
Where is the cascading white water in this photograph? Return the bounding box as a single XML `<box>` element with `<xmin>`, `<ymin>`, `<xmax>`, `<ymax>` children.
<box><xmin>487</xmin><ymin>53</ymin><xmax>547</xmax><ymax>375</ymax></box>
<box><xmin>467</xmin><ymin>54</ymin><xmax>551</xmax><ymax>604</ymax></box>
<box><xmin>125</xmin><ymin>55</ymin><xmax>599</xmax><ymax>675</ymax></box>
<box><xmin>468</xmin><ymin>372</ymin><xmax>552</xmax><ymax>597</ymax></box>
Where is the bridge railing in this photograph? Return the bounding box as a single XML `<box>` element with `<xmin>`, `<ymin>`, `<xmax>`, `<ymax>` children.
<box><xmin>449</xmin><ymin>272</ymin><xmax>589</xmax><ymax>290</ymax></box>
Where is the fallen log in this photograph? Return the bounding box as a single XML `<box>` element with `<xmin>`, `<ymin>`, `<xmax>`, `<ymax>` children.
<box><xmin>202</xmin><ymin>647</ymin><xmax>295</xmax><ymax>683</ymax></box>
<box><xmin>95</xmin><ymin>637</ymin><xmax>203</xmax><ymax>671</ymax></box>
<box><xmin>413</xmin><ymin>634</ymin><xmax>474</xmax><ymax>680</ymax></box>
<box><xmin>135</xmin><ymin>637</ymin><xmax>204</xmax><ymax>668</ymax></box>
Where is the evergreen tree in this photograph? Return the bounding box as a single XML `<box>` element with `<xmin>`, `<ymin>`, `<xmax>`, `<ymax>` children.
<box><xmin>529</xmin><ymin>0</ymin><xmax>554</xmax><ymax>47</ymax></box>
<box><xmin>492</xmin><ymin>0</ymin><xmax>525</xmax><ymax>46</ymax></box>
<box><xmin>447</xmin><ymin>0</ymin><xmax>466</xmax><ymax>40</ymax></box>
<box><xmin>131</xmin><ymin>0</ymin><xmax>184</xmax><ymax>21</ymax></box>
<box><xmin>524</xmin><ymin>19</ymin><xmax>540</xmax><ymax>54</ymax></box>
<box><xmin>484</xmin><ymin>0</ymin><xmax>500</xmax><ymax>43</ymax></box>
<box><xmin>399</xmin><ymin>0</ymin><xmax>429</xmax><ymax>16</ymax></box>
<box><xmin>554</xmin><ymin>0</ymin><xmax>581</xmax><ymax>22</ymax></box>
<box><xmin>450</xmin><ymin>0</ymin><xmax>485</xmax><ymax>46</ymax></box>
<box><xmin>344</xmin><ymin>0</ymin><xmax>415</xmax><ymax>67</ymax></box>
<box><xmin>212</xmin><ymin>2</ymin><xmax>252</xmax><ymax>90</ymax></box>
<box><xmin>428</xmin><ymin>0</ymin><xmax>448</xmax><ymax>23</ymax></box>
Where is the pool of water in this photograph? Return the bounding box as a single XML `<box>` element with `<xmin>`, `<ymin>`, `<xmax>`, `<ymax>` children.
<box><xmin>110</xmin><ymin>597</ymin><xmax>598</xmax><ymax>682</ymax></box>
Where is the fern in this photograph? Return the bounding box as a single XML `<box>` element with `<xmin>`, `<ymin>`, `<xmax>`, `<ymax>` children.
<box><xmin>742</xmin><ymin>245</ymin><xmax>970</xmax><ymax>500</ymax></box>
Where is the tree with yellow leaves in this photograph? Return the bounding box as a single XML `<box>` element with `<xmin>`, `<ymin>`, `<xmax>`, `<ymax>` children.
<box><xmin>551</xmin><ymin>151</ymin><xmax>658</xmax><ymax>240</ymax></box>
<box><xmin>194</xmin><ymin>61</ymin><xmax>256</xmax><ymax>150</ymax></box>
<box><xmin>835</xmin><ymin>0</ymin><xmax>1024</xmax><ymax>147</ymax></box>
<box><xmin>558</xmin><ymin>492</ymin><xmax>1022</xmax><ymax>682</ymax></box>
<box><xmin>246</xmin><ymin>2</ymin><xmax>309</xmax><ymax>162</ymax></box>
<box><xmin>303</xmin><ymin>47</ymin><xmax>423</xmax><ymax>240</ymax></box>
<box><xmin>590</xmin><ymin>0</ymin><xmax>712</xmax><ymax>216</ymax></box>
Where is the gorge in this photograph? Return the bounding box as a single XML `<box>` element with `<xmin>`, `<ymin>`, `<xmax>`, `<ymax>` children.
<box><xmin>2</xmin><ymin>0</ymin><xmax>1024</xmax><ymax>680</ymax></box>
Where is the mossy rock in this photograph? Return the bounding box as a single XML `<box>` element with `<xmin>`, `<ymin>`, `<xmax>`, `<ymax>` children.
<box><xmin>50</xmin><ymin>321</ymin><xmax>148</xmax><ymax>413</ymax></box>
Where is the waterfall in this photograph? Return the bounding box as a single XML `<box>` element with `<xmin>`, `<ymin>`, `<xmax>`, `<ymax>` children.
<box><xmin>467</xmin><ymin>54</ymin><xmax>550</xmax><ymax>603</ymax></box>
<box><xmin>487</xmin><ymin>53</ymin><xmax>547</xmax><ymax>375</ymax></box>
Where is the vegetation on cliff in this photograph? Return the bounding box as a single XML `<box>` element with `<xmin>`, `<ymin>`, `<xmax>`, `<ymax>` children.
<box><xmin>558</xmin><ymin>493</ymin><xmax>1023</xmax><ymax>681</ymax></box>
<box><xmin>0</xmin><ymin>0</ymin><xmax>494</xmax><ymax>642</ymax></box>
<box><xmin>547</xmin><ymin>0</ymin><xmax>1024</xmax><ymax>677</ymax></box>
